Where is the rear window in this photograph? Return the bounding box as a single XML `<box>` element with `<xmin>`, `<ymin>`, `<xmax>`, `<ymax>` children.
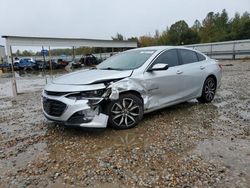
<box><xmin>179</xmin><ymin>49</ymin><xmax>198</xmax><ymax>64</ymax></box>
<box><xmin>196</xmin><ymin>52</ymin><xmax>206</xmax><ymax>61</ymax></box>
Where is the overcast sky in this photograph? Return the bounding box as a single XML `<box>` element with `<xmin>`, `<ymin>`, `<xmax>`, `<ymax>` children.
<box><xmin>0</xmin><ymin>0</ymin><xmax>249</xmax><ymax>51</ymax></box>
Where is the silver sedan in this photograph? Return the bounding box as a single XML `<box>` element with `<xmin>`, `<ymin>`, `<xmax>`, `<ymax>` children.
<box><xmin>42</xmin><ymin>46</ymin><xmax>222</xmax><ymax>129</ymax></box>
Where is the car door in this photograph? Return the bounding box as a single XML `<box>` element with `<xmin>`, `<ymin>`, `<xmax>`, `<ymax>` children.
<box><xmin>142</xmin><ymin>49</ymin><xmax>184</xmax><ymax>110</ymax></box>
<box><xmin>177</xmin><ymin>49</ymin><xmax>206</xmax><ymax>99</ymax></box>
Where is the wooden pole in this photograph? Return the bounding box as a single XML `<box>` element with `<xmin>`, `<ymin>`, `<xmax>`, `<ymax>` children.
<box><xmin>9</xmin><ymin>46</ymin><xmax>17</xmax><ymax>97</ymax></box>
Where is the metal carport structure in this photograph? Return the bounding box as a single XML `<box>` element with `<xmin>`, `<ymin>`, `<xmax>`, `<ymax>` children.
<box><xmin>2</xmin><ymin>35</ymin><xmax>138</xmax><ymax>97</ymax></box>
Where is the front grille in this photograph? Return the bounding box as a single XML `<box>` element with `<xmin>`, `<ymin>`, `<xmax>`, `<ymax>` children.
<box><xmin>43</xmin><ymin>97</ymin><xmax>67</xmax><ymax>117</ymax></box>
<box><xmin>45</xmin><ymin>90</ymin><xmax>70</xmax><ymax>96</ymax></box>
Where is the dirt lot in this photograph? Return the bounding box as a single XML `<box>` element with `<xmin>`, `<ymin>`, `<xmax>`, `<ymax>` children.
<box><xmin>0</xmin><ymin>60</ymin><xmax>250</xmax><ymax>188</ymax></box>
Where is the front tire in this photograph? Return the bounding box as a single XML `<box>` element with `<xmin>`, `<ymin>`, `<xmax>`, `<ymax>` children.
<box><xmin>197</xmin><ymin>77</ymin><xmax>216</xmax><ymax>103</ymax></box>
<box><xmin>106</xmin><ymin>93</ymin><xmax>143</xmax><ymax>129</ymax></box>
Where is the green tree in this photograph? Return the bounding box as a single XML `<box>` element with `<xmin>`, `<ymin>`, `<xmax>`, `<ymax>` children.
<box><xmin>182</xmin><ymin>29</ymin><xmax>200</xmax><ymax>44</ymax></box>
<box><xmin>127</xmin><ymin>36</ymin><xmax>138</xmax><ymax>41</ymax></box>
<box><xmin>229</xmin><ymin>12</ymin><xmax>241</xmax><ymax>40</ymax></box>
<box><xmin>168</xmin><ymin>20</ymin><xmax>188</xmax><ymax>45</ymax></box>
<box><xmin>167</xmin><ymin>20</ymin><xmax>199</xmax><ymax>45</ymax></box>
<box><xmin>200</xmin><ymin>12</ymin><xmax>215</xmax><ymax>42</ymax></box>
<box><xmin>22</xmin><ymin>50</ymin><xmax>34</xmax><ymax>56</ymax></box>
<box><xmin>213</xmin><ymin>9</ymin><xmax>230</xmax><ymax>41</ymax></box>
<box><xmin>154</xmin><ymin>30</ymin><xmax>160</xmax><ymax>41</ymax></box>
<box><xmin>238</xmin><ymin>12</ymin><xmax>250</xmax><ymax>39</ymax></box>
<box><xmin>239</xmin><ymin>19</ymin><xmax>250</xmax><ymax>39</ymax></box>
<box><xmin>192</xmin><ymin>19</ymin><xmax>201</xmax><ymax>32</ymax></box>
<box><xmin>226</xmin><ymin>11</ymin><xmax>250</xmax><ymax>40</ymax></box>
<box><xmin>158</xmin><ymin>27</ymin><xmax>169</xmax><ymax>45</ymax></box>
<box><xmin>112</xmin><ymin>33</ymin><xmax>124</xmax><ymax>41</ymax></box>
<box><xmin>138</xmin><ymin>35</ymin><xmax>157</xmax><ymax>47</ymax></box>
<box><xmin>75</xmin><ymin>47</ymin><xmax>93</xmax><ymax>55</ymax></box>
<box><xmin>16</xmin><ymin>50</ymin><xmax>21</xmax><ymax>56</ymax></box>
<box><xmin>127</xmin><ymin>36</ymin><xmax>139</xmax><ymax>47</ymax></box>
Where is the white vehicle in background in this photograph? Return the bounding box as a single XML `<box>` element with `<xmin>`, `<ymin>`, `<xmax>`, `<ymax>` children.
<box><xmin>42</xmin><ymin>46</ymin><xmax>222</xmax><ymax>129</ymax></box>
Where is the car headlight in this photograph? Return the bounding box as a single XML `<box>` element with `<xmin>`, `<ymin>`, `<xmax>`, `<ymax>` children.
<box><xmin>66</xmin><ymin>88</ymin><xmax>110</xmax><ymax>100</ymax></box>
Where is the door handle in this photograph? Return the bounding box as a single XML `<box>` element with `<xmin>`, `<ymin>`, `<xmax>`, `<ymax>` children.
<box><xmin>200</xmin><ymin>66</ymin><xmax>205</xmax><ymax>70</ymax></box>
<box><xmin>176</xmin><ymin>70</ymin><xmax>183</xmax><ymax>74</ymax></box>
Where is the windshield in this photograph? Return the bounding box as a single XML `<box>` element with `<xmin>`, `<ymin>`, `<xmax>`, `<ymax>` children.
<box><xmin>97</xmin><ymin>50</ymin><xmax>156</xmax><ymax>70</ymax></box>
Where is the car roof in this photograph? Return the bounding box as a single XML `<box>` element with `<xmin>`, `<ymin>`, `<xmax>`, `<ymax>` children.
<box><xmin>128</xmin><ymin>46</ymin><xmax>206</xmax><ymax>56</ymax></box>
<box><xmin>130</xmin><ymin>46</ymin><xmax>194</xmax><ymax>51</ymax></box>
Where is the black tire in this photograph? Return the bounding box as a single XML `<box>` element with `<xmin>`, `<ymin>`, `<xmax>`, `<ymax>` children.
<box><xmin>197</xmin><ymin>77</ymin><xmax>217</xmax><ymax>103</ymax></box>
<box><xmin>106</xmin><ymin>93</ymin><xmax>143</xmax><ymax>129</ymax></box>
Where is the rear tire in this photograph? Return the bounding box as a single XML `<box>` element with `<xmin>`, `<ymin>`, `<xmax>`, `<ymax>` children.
<box><xmin>197</xmin><ymin>77</ymin><xmax>216</xmax><ymax>103</ymax></box>
<box><xmin>106</xmin><ymin>93</ymin><xmax>143</xmax><ymax>129</ymax></box>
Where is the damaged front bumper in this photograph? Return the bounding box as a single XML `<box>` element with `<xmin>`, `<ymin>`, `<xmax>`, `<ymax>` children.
<box><xmin>42</xmin><ymin>91</ymin><xmax>109</xmax><ymax>128</ymax></box>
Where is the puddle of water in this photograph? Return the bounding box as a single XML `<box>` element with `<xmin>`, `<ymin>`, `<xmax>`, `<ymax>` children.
<box><xmin>0</xmin><ymin>81</ymin><xmax>13</xmax><ymax>98</ymax></box>
<box><xmin>0</xmin><ymin>142</ymin><xmax>47</xmax><ymax>176</ymax></box>
<box><xmin>0</xmin><ymin>69</ymin><xmax>81</xmax><ymax>98</ymax></box>
<box><xmin>0</xmin><ymin>79</ymin><xmax>46</xmax><ymax>98</ymax></box>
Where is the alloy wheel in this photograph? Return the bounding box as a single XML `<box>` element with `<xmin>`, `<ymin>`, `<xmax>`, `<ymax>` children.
<box><xmin>204</xmin><ymin>78</ymin><xmax>216</xmax><ymax>101</ymax></box>
<box><xmin>111</xmin><ymin>98</ymin><xmax>140</xmax><ymax>127</ymax></box>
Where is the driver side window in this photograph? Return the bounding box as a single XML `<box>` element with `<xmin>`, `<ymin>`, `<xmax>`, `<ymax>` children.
<box><xmin>153</xmin><ymin>49</ymin><xmax>179</xmax><ymax>67</ymax></box>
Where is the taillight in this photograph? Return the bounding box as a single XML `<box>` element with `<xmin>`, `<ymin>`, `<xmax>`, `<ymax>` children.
<box><xmin>218</xmin><ymin>64</ymin><xmax>222</xmax><ymax>69</ymax></box>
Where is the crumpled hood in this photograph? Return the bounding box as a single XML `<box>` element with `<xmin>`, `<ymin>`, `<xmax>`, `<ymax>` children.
<box><xmin>52</xmin><ymin>69</ymin><xmax>133</xmax><ymax>85</ymax></box>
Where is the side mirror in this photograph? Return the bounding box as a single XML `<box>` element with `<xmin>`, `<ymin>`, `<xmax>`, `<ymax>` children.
<box><xmin>147</xmin><ymin>63</ymin><xmax>169</xmax><ymax>72</ymax></box>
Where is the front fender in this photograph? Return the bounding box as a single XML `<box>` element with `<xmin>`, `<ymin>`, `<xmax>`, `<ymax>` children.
<box><xmin>108</xmin><ymin>78</ymin><xmax>150</xmax><ymax>109</ymax></box>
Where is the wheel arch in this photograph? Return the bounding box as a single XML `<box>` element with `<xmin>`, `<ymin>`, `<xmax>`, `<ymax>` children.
<box><xmin>206</xmin><ymin>74</ymin><xmax>217</xmax><ymax>88</ymax></box>
<box><xmin>198</xmin><ymin>74</ymin><xmax>218</xmax><ymax>98</ymax></box>
<box><xmin>100</xmin><ymin>90</ymin><xmax>144</xmax><ymax>114</ymax></box>
<box><xmin>120</xmin><ymin>90</ymin><xmax>144</xmax><ymax>103</ymax></box>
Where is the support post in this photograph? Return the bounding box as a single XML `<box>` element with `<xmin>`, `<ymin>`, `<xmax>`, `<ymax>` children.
<box><xmin>232</xmin><ymin>42</ymin><xmax>236</xmax><ymax>60</ymax></box>
<box><xmin>42</xmin><ymin>46</ymin><xmax>47</xmax><ymax>84</ymax></box>
<box><xmin>7</xmin><ymin>44</ymin><xmax>17</xmax><ymax>97</ymax></box>
<box><xmin>111</xmin><ymin>48</ymin><xmax>114</xmax><ymax>57</ymax></box>
<box><xmin>210</xmin><ymin>44</ymin><xmax>213</xmax><ymax>58</ymax></box>
<box><xmin>49</xmin><ymin>46</ymin><xmax>52</xmax><ymax>80</ymax></box>
<box><xmin>72</xmin><ymin>46</ymin><xmax>75</xmax><ymax>61</ymax></box>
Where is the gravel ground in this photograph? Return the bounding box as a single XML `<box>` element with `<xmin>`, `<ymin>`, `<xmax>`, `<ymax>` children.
<box><xmin>0</xmin><ymin>60</ymin><xmax>249</xmax><ymax>188</ymax></box>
